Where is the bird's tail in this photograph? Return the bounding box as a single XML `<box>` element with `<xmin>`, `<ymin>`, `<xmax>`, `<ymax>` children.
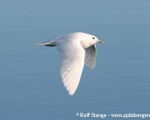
<box><xmin>33</xmin><ymin>43</ymin><xmax>46</xmax><ymax>46</ymax></box>
<box><xmin>33</xmin><ymin>39</ymin><xmax>56</xmax><ymax>47</ymax></box>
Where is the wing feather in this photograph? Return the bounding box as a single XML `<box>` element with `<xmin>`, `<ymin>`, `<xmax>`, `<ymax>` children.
<box><xmin>84</xmin><ymin>45</ymin><xmax>97</xmax><ymax>69</ymax></box>
<box><xmin>58</xmin><ymin>41</ymin><xmax>85</xmax><ymax>95</ymax></box>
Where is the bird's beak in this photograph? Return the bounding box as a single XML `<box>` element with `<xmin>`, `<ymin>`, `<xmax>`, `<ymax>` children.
<box><xmin>98</xmin><ymin>40</ymin><xmax>104</xmax><ymax>44</ymax></box>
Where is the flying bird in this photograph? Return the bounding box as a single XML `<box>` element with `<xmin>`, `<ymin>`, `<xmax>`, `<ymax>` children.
<box><xmin>34</xmin><ymin>32</ymin><xmax>104</xmax><ymax>95</ymax></box>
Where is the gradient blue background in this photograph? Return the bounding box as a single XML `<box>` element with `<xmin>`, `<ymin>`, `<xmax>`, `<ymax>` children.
<box><xmin>0</xmin><ymin>0</ymin><xmax>150</xmax><ymax>119</ymax></box>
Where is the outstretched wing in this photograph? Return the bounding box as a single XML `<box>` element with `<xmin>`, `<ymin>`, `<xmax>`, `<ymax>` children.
<box><xmin>58</xmin><ymin>41</ymin><xmax>85</xmax><ymax>95</ymax></box>
<box><xmin>84</xmin><ymin>45</ymin><xmax>97</xmax><ymax>69</ymax></box>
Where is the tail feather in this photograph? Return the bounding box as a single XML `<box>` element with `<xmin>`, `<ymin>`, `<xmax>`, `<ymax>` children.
<box><xmin>33</xmin><ymin>43</ymin><xmax>46</xmax><ymax>46</ymax></box>
<box><xmin>33</xmin><ymin>39</ymin><xmax>56</xmax><ymax>47</ymax></box>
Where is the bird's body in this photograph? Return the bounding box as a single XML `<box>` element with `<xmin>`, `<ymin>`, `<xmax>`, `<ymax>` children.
<box><xmin>35</xmin><ymin>32</ymin><xmax>104</xmax><ymax>95</ymax></box>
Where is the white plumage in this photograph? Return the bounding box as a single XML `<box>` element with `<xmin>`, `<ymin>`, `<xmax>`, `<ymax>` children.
<box><xmin>34</xmin><ymin>32</ymin><xmax>104</xmax><ymax>95</ymax></box>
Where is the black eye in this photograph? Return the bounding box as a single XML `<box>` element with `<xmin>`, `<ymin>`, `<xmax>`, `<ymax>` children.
<box><xmin>93</xmin><ymin>37</ymin><xmax>95</xmax><ymax>39</ymax></box>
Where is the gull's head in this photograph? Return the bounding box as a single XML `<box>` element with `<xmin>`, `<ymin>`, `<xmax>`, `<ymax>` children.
<box><xmin>92</xmin><ymin>36</ymin><xmax>104</xmax><ymax>44</ymax></box>
<box><xmin>80</xmin><ymin>33</ymin><xmax>104</xmax><ymax>49</ymax></box>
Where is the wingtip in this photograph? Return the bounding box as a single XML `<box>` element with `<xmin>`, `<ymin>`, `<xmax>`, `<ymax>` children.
<box><xmin>69</xmin><ymin>92</ymin><xmax>74</xmax><ymax>95</ymax></box>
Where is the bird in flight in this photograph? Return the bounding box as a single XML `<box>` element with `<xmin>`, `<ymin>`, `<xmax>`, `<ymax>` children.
<box><xmin>34</xmin><ymin>32</ymin><xmax>104</xmax><ymax>95</ymax></box>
